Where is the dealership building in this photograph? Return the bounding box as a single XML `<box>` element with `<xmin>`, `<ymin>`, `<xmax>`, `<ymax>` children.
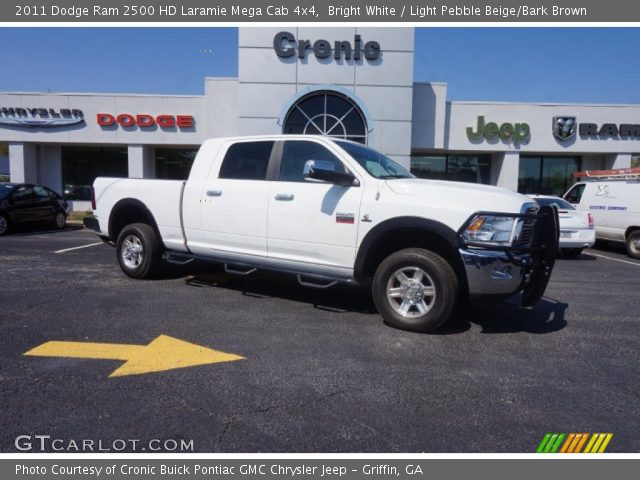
<box><xmin>1</xmin><ymin>27</ymin><xmax>638</xmax><ymax>210</ymax></box>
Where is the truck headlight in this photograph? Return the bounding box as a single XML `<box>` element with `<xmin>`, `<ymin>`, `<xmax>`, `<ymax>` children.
<box><xmin>461</xmin><ymin>214</ymin><xmax>521</xmax><ymax>247</ymax></box>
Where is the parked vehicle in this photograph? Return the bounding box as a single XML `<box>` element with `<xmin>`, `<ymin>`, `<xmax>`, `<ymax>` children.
<box><xmin>86</xmin><ymin>135</ymin><xmax>559</xmax><ymax>332</ymax></box>
<box><xmin>564</xmin><ymin>167</ymin><xmax>640</xmax><ymax>259</ymax></box>
<box><xmin>0</xmin><ymin>183</ymin><xmax>69</xmax><ymax>235</ymax></box>
<box><xmin>528</xmin><ymin>195</ymin><xmax>595</xmax><ymax>257</ymax></box>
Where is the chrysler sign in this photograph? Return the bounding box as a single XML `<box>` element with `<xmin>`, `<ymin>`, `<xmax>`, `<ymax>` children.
<box><xmin>0</xmin><ymin>107</ymin><xmax>84</xmax><ymax>128</ymax></box>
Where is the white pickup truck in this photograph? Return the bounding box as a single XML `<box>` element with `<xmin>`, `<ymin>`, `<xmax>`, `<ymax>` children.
<box><xmin>86</xmin><ymin>135</ymin><xmax>559</xmax><ymax>332</ymax></box>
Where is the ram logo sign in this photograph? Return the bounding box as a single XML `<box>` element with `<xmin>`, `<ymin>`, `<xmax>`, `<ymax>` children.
<box><xmin>553</xmin><ymin>116</ymin><xmax>577</xmax><ymax>140</ymax></box>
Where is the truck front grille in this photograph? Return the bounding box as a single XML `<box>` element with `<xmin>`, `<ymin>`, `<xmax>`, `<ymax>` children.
<box><xmin>515</xmin><ymin>206</ymin><xmax>539</xmax><ymax>248</ymax></box>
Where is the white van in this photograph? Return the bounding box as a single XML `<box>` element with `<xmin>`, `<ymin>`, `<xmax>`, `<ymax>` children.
<box><xmin>563</xmin><ymin>168</ymin><xmax>640</xmax><ymax>259</ymax></box>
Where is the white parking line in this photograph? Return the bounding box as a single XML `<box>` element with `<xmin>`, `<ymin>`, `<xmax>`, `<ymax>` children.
<box><xmin>54</xmin><ymin>242</ymin><xmax>104</xmax><ymax>254</ymax></box>
<box><xmin>587</xmin><ymin>251</ymin><xmax>640</xmax><ymax>267</ymax></box>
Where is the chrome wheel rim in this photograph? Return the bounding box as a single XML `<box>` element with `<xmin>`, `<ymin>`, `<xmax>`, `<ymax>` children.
<box><xmin>631</xmin><ymin>234</ymin><xmax>640</xmax><ymax>254</ymax></box>
<box><xmin>121</xmin><ymin>235</ymin><xmax>144</xmax><ymax>269</ymax></box>
<box><xmin>0</xmin><ymin>216</ymin><xmax>7</xmax><ymax>234</ymax></box>
<box><xmin>55</xmin><ymin>213</ymin><xmax>65</xmax><ymax>228</ymax></box>
<box><xmin>386</xmin><ymin>267</ymin><xmax>436</xmax><ymax>318</ymax></box>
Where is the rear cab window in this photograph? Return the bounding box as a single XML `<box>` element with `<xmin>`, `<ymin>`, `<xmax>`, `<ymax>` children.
<box><xmin>218</xmin><ymin>141</ymin><xmax>274</xmax><ymax>180</ymax></box>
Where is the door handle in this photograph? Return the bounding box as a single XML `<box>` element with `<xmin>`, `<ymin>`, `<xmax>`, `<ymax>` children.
<box><xmin>275</xmin><ymin>193</ymin><xmax>294</xmax><ymax>201</ymax></box>
<box><xmin>206</xmin><ymin>190</ymin><xmax>222</xmax><ymax>197</ymax></box>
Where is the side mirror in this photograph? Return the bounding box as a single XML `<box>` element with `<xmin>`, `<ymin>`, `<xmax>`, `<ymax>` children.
<box><xmin>303</xmin><ymin>160</ymin><xmax>358</xmax><ymax>187</ymax></box>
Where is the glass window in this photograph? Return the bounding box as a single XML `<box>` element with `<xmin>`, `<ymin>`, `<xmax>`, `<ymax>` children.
<box><xmin>62</xmin><ymin>147</ymin><xmax>128</xmax><ymax>201</ymax></box>
<box><xmin>411</xmin><ymin>154</ymin><xmax>491</xmax><ymax>184</ymax></box>
<box><xmin>446</xmin><ymin>155</ymin><xmax>491</xmax><ymax>184</ymax></box>
<box><xmin>410</xmin><ymin>155</ymin><xmax>446</xmax><ymax>180</ymax></box>
<box><xmin>337</xmin><ymin>141</ymin><xmax>412</xmax><ymax>179</ymax></box>
<box><xmin>13</xmin><ymin>186</ymin><xmax>33</xmax><ymax>201</ymax></box>
<box><xmin>33</xmin><ymin>186</ymin><xmax>50</xmax><ymax>198</ymax></box>
<box><xmin>519</xmin><ymin>156</ymin><xmax>580</xmax><ymax>196</ymax></box>
<box><xmin>541</xmin><ymin>157</ymin><xmax>579</xmax><ymax>195</ymax></box>
<box><xmin>631</xmin><ymin>154</ymin><xmax>639</xmax><ymax>168</ymax></box>
<box><xmin>564</xmin><ymin>183</ymin><xmax>586</xmax><ymax>204</ymax></box>
<box><xmin>219</xmin><ymin>141</ymin><xmax>273</xmax><ymax>180</ymax></box>
<box><xmin>155</xmin><ymin>148</ymin><xmax>198</xmax><ymax>180</ymax></box>
<box><xmin>280</xmin><ymin>141</ymin><xmax>346</xmax><ymax>182</ymax></box>
<box><xmin>518</xmin><ymin>156</ymin><xmax>542</xmax><ymax>193</ymax></box>
<box><xmin>0</xmin><ymin>184</ymin><xmax>15</xmax><ymax>199</ymax></box>
<box><xmin>532</xmin><ymin>197</ymin><xmax>575</xmax><ymax>210</ymax></box>
<box><xmin>283</xmin><ymin>91</ymin><xmax>368</xmax><ymax>144</ymax></box>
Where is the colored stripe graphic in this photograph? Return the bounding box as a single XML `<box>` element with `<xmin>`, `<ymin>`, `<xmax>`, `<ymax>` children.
<box><xmin>537</xmin><ymin>433</ymin><xmax>565</xmax><ymax>453</ymax></box>
<box><xmin>537</xmin><ymin>433</ymin><xmax>612</xmax><ymax>453</ymax></box>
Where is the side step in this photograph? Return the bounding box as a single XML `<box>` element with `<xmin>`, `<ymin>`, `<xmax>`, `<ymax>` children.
<box><xmin>224</xmin><ymin>264</ymin><xmax>257</xmax><ymax>276</ymax></box>
<box><xmin>164</xmin><ymin>252</ymin><xmax>195</xmax><ymax>265</ymax></box>
<box><xmin>297</xmin><ymin>274</ymin><xmax>338</xmax><ymax>289</ymax></box>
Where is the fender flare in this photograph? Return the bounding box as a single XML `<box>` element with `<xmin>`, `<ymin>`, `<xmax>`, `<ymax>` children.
<box><xmin>108</xmin><ymin>198</ymin><xmax>162</xmax><ymax>242</ymax></box>
<box><xmin>353</xmin><ymin>216</ymin><xmax>461</xmax><ymax>282</ymax></box>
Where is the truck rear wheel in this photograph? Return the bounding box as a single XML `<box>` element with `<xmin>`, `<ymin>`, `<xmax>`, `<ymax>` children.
<box><xmin>372</xmin><ymin>248</ymin><xmax>459</xmax><ymax>332</ymax></box>
<box><xmin>626</xmin><ymin>229</ymin><xmax>640</xmax><ymax>259</ymax></box>
<box><xmin>116</xmin><ymin>223</ymin><xmax>162</xmax><ymax>279</ymax></box>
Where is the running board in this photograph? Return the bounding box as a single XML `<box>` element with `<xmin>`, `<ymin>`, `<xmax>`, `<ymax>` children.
<box><xmin>224</xmin><ymin>264</ymin><xmax>257</xmax><ymax>276</ymax></box>
<box><xmin>297</xmin><ymin>275</ymin><xmax>338</xmax><ymax>289</ymax></box>
<box><xmin>164</xmin><ymin>252</ymin><xmax>195</xmax><ymax>265</ymax></box>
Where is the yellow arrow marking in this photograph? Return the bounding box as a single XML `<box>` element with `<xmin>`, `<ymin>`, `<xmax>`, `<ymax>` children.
<box><xmin>24</xmin><ymin>335</ymin><xmax>245</xmax><ymax>377</ymax></box>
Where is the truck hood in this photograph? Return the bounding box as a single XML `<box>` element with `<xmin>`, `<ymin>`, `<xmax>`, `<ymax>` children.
<box><xmin>385</xmin><ymin>178</ymin><xmax>532</xmax><ymax>214</ymax></box>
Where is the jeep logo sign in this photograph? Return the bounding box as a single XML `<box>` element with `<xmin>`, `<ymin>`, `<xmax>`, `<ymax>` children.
<box><xmin>273</xmin><ymin>31</ymin><xmax>380</xmax><ymax>61</ymax></box>
<box><xmin>466</xmin><ymin>116</ymin><xmax>531</xmax><ymax>144</ymax></box>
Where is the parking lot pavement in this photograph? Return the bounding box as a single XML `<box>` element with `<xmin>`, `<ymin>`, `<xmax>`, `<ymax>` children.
<box><xmin>1</xmin><ymin>229</ymin><xmax>639</xmax><ymax>453</ymax></box>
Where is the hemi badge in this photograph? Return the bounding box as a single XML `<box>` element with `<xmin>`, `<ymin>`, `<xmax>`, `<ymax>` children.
<box><xmin>336</xmin><ymin>213</ymin><xmax>355</xmax><ymax>224</ymax></box>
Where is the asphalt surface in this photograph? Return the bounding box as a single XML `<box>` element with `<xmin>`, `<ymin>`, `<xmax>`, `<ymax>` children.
<box><xmin>0</xmin><ymin>227</ymin><xmax>638</xmax><ymax>453</ymax></box>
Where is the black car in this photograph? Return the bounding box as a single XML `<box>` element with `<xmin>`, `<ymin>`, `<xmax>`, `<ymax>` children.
<box><xmin>0</xmin><ymin>183</ymin><xmax>69</xmax><ymax>235</ymax></box>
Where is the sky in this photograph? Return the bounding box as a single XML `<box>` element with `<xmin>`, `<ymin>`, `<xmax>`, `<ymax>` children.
<box><xmin>1</xmin><ymin>27</ymin><xmax>640</xmax><ymax>104</ymax></box>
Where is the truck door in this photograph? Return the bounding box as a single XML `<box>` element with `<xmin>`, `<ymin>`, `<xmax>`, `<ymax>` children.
<box><xmin>195</xmin><ymin>140</ymin><xmax>275</xmax><ymax>257</ymax></box>
<box><xmin>267</xmin><ymin>139</ymin><xmax>364</xmax><ymax>269</ymax></box>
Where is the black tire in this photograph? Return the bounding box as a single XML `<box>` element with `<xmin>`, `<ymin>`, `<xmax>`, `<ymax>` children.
<box><xmin>626</xmin><ymin>229</ymin><xmax>640</xmax><ymax>259</ymax></box>
<box><xmin>0</xmin><ymin>213</ymin><xmax>9</xmax><ymax>236</ymax></box>
<box><xmin>561</xmin><ymin>248</ymin><xmax>583</xmax><ymax>258</ymax></box>
<box><xmin>116</xmin><ymin>223</ymin><xmax>162</xmax><ymax>279</ymax></box>
<box><xmin>372</xmin><ymin>248</ymin><xmax>459</xmax><ymax>332</ymax></box>
<box><xmin>52</xmin><ymin>211</ymin><xmax>66</xmax><ymax>230</ymax></box>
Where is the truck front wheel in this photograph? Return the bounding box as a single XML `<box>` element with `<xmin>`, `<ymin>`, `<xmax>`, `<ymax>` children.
<box><xmin>116</xmin><ymin>223</ymin><xmax>162</xmax><ymax>279</ymax></box>
<box><xmin>626</xmin><ymin>229</ymin><xmax>640</xmax><ymax>259</ymax></box>
<box><xmin>372</xmin><ymin>248</ymin><xmax>459</xmax><ymax>332</ymax></box>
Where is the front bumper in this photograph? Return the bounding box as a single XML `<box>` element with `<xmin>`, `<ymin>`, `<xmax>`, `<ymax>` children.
<box><xmin>460</xmin><ymin>248</ymin><xmax>529</xmax><ymax>296</ymax></box>
<box><xmin>460</xmin><ymin>205</ymin><xmax>559</xmax><ymax>307</ymax></box>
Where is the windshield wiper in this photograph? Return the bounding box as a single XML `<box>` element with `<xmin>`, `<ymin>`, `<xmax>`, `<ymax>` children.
<box><xmin>379</xmin><ymin>174</ymin><xmax>409</xmax><ymax>179</ymax></box>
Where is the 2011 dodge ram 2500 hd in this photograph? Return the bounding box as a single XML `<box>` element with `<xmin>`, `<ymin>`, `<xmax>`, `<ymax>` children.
<box><xmin>86</xmin><ymin>135</ymin><xmax>559</xmax><ymax>332</ymax></box>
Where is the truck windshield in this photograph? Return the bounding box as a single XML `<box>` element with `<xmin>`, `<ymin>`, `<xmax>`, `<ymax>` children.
<box><xmin>336</xmin><ymin>141</ymin><xmax>414</xmax><ymax>179</ymax></box>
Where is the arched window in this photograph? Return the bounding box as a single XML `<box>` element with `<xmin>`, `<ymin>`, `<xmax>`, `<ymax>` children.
<box><xmin>282</xmin><ymin>90</ymin><xmax>368</xmax><ymax>144</ymax></box>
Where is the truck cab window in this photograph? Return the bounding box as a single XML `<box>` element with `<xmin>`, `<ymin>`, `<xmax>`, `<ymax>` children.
<box><xmin>564</xmin><ymin>183</ymin><xmax>585</xmax><ymax>204</ymax></box>
<box><xmin>279</xmin><ymin>140</ymin><xmax>347</xmax><ymax>182</ymax></box>
<box><xmin>219</xmin><ymin>141</ymin><xmax>274</xmax><ymax>180</ymax></box>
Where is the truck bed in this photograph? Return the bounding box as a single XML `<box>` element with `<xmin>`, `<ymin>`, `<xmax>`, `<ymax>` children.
<box><xmin>93</xmin><ymin>177</ymin><xmax>188</xmax><ymax>252</ymax></box>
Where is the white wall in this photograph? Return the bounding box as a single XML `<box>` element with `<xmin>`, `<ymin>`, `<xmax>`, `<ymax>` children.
<box><xmin>238</xmin><ymin>27</ymin><xmax>415</xmax><ymax>168</ymax></box>
<box><xmin>0</xmin><ymin>89</ymin><xmax>236</xmax><ymax>146</ymax></box>
<box><xmin>411</xmin><ymin>83</ymin><xmax>447</xmax><ymax>150</ymax></box>
<box><xmin>447</xmin><ymin>102</ymin><xmax>640</xmax><ymax>154</ymax></box>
